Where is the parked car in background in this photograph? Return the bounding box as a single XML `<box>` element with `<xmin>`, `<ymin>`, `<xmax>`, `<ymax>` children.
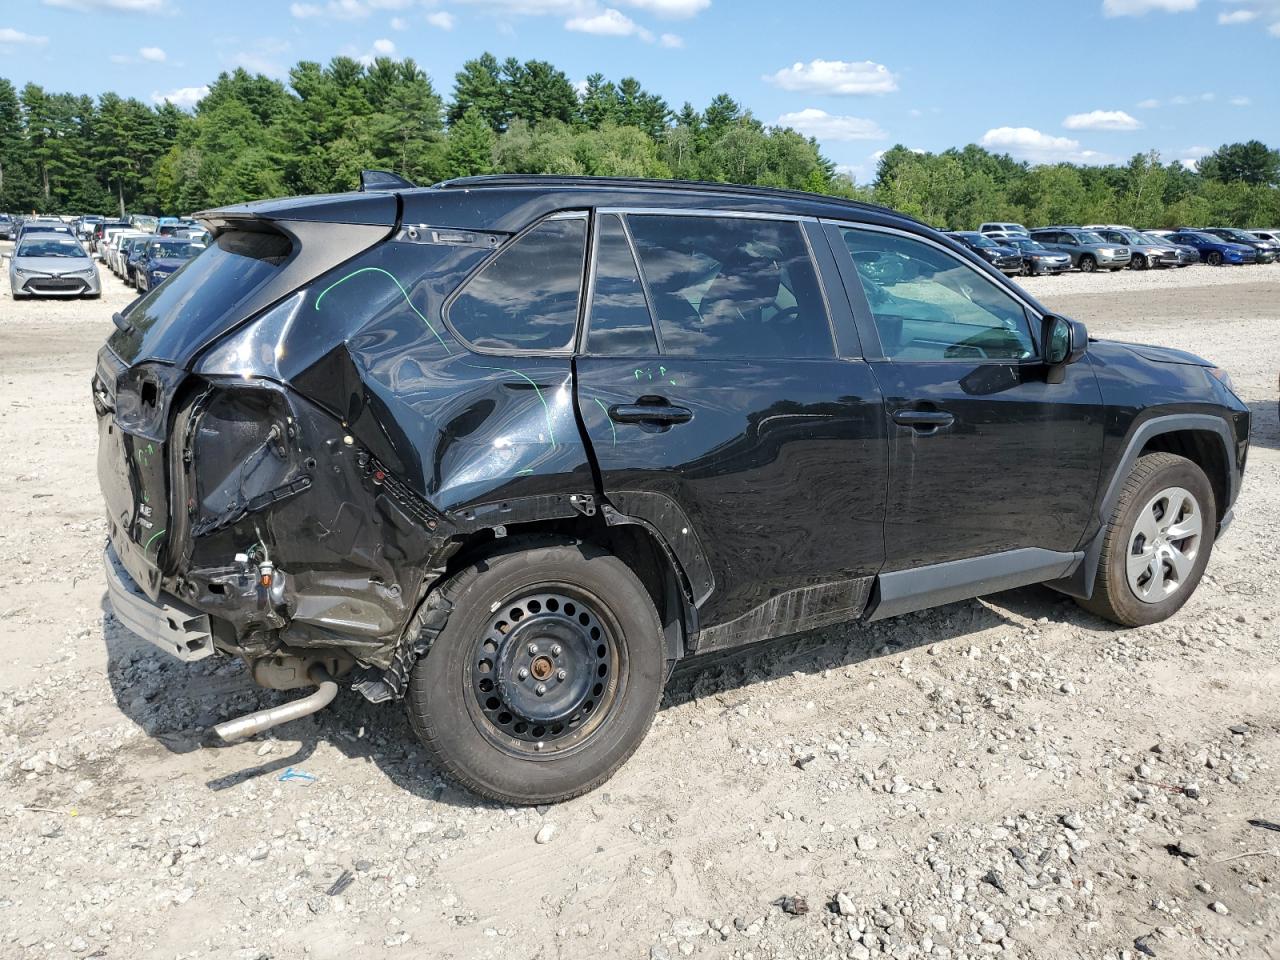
<box><xmin>1246</xmin><ymin>228</ymin><xmax>1280</xmax><ymax>250</ymax></box>
<box><xmin>127</xmin><ymin>214</ymin><xmax>158</xmax><ymax>234</ymax></box>
<box><xmin>94</xmin><ymin>174</ymin><xmax>1249</xmax><ymax>805</ymax></box>
<box><xmin>131</xmin><ymin>236</ymin><xmax>205</xmax><ymax>292</ymax></box>
<box><xmin>7</xmin><ymin>233</ymin><xmax>100</xmax><ymax>298</ymax></box>
<box><xmin>111</xmin><ymin>231</ymin><xmax>152</xmax><ymax>277</ymax></box>
<box><xmin>1199</xmin><ymin>227</ymin><xmax>1277</xmax><ymax>263</ymax></box>
<box><xmin>76</xmin><ymin>215</ymin><xmax>104</xmax><ymax>240</ymax></box>
<box><xmin>1143</xmin><ymin>232</ymin><xmax>1199</xmax><ymax>267</ymax></box>
<box><xmin>116</xmin><ymin>235</ymin><xmax>152</xmax><ymax>284</ymax></box>
<box><xmin>1029</xmin><ymin>227</ymin><xmax>1131</xmax><ymax>272</ymax></box>
<box><xmin>1166</xmin><ymin>230</ymin><xmax>1256</xmax><ymax>265</ymax></box>
<box><xmin>978</xmin><ymin>221</ymin><xmax>1029</xmax><ymax>237</ymax></box>
<box><xmin>17</xmin><ymin>219</ymin><xmax>76</xmax><ymax>242</ymax></box>
<box><xmin>945</xmin><ymin>231</ymin><xmax>1024</xmax><ymax>275</ymax></box>
<box><xmin>996</xmin><ymin>235</ymin><xmax>1072</xmax><ymax>275</ymax></box>
<box><xmin>92</xmin><ymin>221</ymin><xmax>131</xmax><ymax>255</ymax></box>
<box><xmin>1087</xmin><ymin>226</ymin><xmax>1180</xmax><ymax>270</ymax></box>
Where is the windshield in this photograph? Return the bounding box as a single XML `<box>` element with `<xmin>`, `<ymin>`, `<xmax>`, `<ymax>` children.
<box><xmin>1011</xmin><ymin>238</ymin><xmax>1046</xmax><ymax>251</ymax></box>
<box><xmin>1179</xmin><ymin>232</ymin><xmax>1217</xmax><ymax>243</ymax></box>
<box><xmin>1219</xmin><ymin>229</ymin><xmax>1254</xmax><ymax>242</ymax></box>
<box><xmin>148</xmin><ymin>240</ymin><xmax>200</xmax><ymax>259</ymax></box>
<box><xmin>17</xmin><ymin>237</ymin><xmax>87</xmax><ymax>258</ymax></box>
<box><xmin>1143</xmin><ymin>233</ymin><xmax>1174</xmax><ymax>245</ymax></box>
<box><xmin>1078</xmin><ymin>232</ymin><xmax>1106</xmax><ymax>244</ymax></box>
<box><xmin>965</xmin><ymin>234</ymin><xmax>997</xmax><ymax>248</ymax></box>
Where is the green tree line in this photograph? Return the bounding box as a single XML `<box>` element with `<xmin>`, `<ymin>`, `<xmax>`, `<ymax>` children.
<box><xmin>0</xmin><ymin>53</ymin><xmax>1276</xmax><ymax>230</ymax></box>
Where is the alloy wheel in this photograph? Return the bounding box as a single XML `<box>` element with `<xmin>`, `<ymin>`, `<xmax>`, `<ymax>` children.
<box><xmin>1126</xmin><ymin>486</ymin><xmax>1203</xmax><ymax>603</ymax></box>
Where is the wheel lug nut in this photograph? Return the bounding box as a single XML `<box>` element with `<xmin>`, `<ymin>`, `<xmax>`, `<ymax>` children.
<box><xmin>535</xmin><ymin>683</ymin><xmax>546</xmax><ymax>696</ymax></box>
<box><xmin>517</xmin><ymin>668</ymin><xmax>529</xmax><ymax>680</ymax></box>
<box><xmin>556</xmin><ymin>669</ymin><xmax>567</xmax><ymax>681</ymax></box>
<box><xmin>528</xmin><ymin>643</ymin><xmax>539</xmax><ymax>655</ymax></box>
<box><xmin>551</xmin><ymin>644</ymin><xmax>562</xmax><ymax>656</ymax></box>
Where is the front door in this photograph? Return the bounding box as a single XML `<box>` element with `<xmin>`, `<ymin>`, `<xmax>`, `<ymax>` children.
<box><xmin>575</xmin><ymin>211</ymin><xmax>887</xmax><ymax>649</ymax></box>
<box><xmin>828</xmin><ymin>223</ymin><xmax>1104</xmax><ymax>575</ymax></box>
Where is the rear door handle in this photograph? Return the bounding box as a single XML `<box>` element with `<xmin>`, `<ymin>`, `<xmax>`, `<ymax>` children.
<box><xmin>892</xmin><ymin>409</ymin><xmax>955</xmax><ymax>429</ymax></box>
<box><xmin>609</xmin><ymin>402</ymin><xmax>693</xmax><ymax>425</ymax></box>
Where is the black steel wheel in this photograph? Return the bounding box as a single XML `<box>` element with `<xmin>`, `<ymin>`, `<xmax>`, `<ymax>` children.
<box><xmin>406</xmin><ymin>541</ymin><xmax>665</xmax><ymax>805</ymax></box>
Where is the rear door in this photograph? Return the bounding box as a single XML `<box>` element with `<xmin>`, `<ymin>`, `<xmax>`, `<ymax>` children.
<box><xmin>575</xmin><ymin>210</ymin><xmax>887</xmax><ymax>650</ymax></box>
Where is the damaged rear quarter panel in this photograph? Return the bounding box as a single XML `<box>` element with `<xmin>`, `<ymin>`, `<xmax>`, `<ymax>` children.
<box><xmin>178</xmin><ymin>233</ymin><xmax>596</xmax><ymax>669</ymax></box>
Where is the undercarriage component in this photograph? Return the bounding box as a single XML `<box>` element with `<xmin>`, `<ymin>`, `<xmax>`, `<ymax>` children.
<box><xmin>249</xmin><ymin>650</ymin><xmax>355</xmax><ymax>690</ymax></box>
<box><xmin>211</xmin><ymin>664</ymin><xmax>338</xmax><ymax>742</ymax></box>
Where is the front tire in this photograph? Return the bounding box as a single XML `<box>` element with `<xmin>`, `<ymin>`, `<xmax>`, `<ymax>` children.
<box><xmin>1207</xmin><ymin>251</ymin><xmax>1223</xmax><ymax>266</ymax></box>
<box><xmin>406</xmin><ymin>542</ymin><xmax>665</xmax><ymax>805</ymax></box>
<box><xmin>1079</xmin><ymin>255</ymin><xmax>1097</xmax><ymax>273</ymax></box>
<box><xmin>1132</xmin><ymin>254</ymin><xmax>1148</xmax><ymax>271</ymax></box>
<box><xmin>1076</xmin><ymin>453</ymin><xmax>1215</xmax><ymax>627</ymax></box>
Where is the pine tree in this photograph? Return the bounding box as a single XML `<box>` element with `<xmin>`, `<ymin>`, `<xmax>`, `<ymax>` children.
<box><xmin>446</xmin><ymin>107</ymin><xmax>496</xmax><ymax>178</ymax></box>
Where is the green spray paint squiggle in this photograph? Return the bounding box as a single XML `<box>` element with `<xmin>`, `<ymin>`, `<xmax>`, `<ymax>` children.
<box><xmin>314</xmin><ymin>267</ymin><xmax>452</xmax><ymax>353</ymax></box>
<box><xmin>144</xmin><ymin>528</ymin><xmax>166</xmax><ymax>554</ymax></box>
<box><xmin>461</xmin><ymin>362</ymin><xmax>558</xmax><ymax>448</ymax></box>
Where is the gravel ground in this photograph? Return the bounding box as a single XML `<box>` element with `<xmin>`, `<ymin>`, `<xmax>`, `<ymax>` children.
<box><xmin>1</xmin><ymin>253</ymin><xmax>1277</xmax><ymax>960</ymax></box>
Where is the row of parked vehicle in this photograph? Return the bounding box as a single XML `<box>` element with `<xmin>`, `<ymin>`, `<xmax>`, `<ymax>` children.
<box><xmin>949</xmin><ymin>222</ymin><xmax>1280</xmax><ymax>276</ymax></box>
<box><xmin>2</xmin><ymin>212</ymin><xmax>207</xmax><ymax>299</ymax></box>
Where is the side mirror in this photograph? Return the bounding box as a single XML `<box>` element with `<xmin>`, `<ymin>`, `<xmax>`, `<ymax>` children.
<box><xmin>1041</xmin><ymin>314</ymin><xmax>1087</xmax><ymax>384</ymax></box>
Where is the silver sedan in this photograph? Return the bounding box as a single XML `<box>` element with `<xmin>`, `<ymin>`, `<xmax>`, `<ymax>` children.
<box><xmin>7</xmin><ymin>233</ymin><xmax>101</xmax><ymax>299</ymax></box>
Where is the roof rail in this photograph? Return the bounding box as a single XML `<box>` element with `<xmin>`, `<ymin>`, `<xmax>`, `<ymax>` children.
<box><xmin>432</xmin><ymin>174</ymin><xmax>903</xmax><ymax>219</ymax></box>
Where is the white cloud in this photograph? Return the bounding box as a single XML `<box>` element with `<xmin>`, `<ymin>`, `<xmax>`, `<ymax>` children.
<box><xmin>426</xmin><ymin>10</ymin><xmax>456</xmax><ymax>28</ymax></box>
<box><xmin>291</xmin><ymin>0</ymin><xmax>412</xmax><ymax>19</ymax></box>
<box><xmin>0</xmin><ymin>27</ymin><xmax>49</xmax><ymax>46</ymax></box>
<box><xmin>151</xmin><ymin>85</ymin><xmax>208</xmax><ymax>109</ymax></box>
<box><xmin>764</xmin><ymin>59</ymin><xmax>898</xmax><ymax>96</ymax></box>
<box><xmin>1229</xmin><ymin>95</ymin><xmax>1251</xmax><ymax>105</ymax></box>
<box><xmin>372</xmin><ymin>36</ymin><xmax>396</xmax><ymax>54</ymax></box>
<box><xmin>777</xmin><ymin>108</ymin><xmax>886</xmax><ymax>141</ymax></box>
<box><xmin>1137</xmin><ymin>97</ymin><xmax>1161</xmax><ymax>108</ymax></box>
<box><xmin>1177</xmin><ymin>144</ymin><xmax>1212</xmax><ymax>169</ymax></box>
<box><xmin>1216</xmin><ymin>0</ymin><xmax>1280</xmax><ymax>35</ymax></box>
<box><xmin>390</xmin><ymin>14</ymin><xmax>408</xmax><ymax>28</ymax></box>
<box><xmin>1062</xmin><ymin>109</ymin><xmax>1142</xmax><ymax>130</ymax></box>
<box><xmin>1218</xmin><ymin>9</ymin><xmax>1256</xmax><ymax>22</ymax></box>
<box><xmin>565</xmin><ymin>8</ymin><xmax>653</xmax><ymax>40</ymax></box>
<box><xmin>1102</xmin><ymin>0</ymin><xmax>1197</xmax><ymax>15</ymax></box>
<box><xmin>42</xmin><ymin>0</ymin><xmax>168</xmax><ymax>11</ymax></box>
<box><xmin>618</xmin><ymin>0</ymin><xmax>709</xmax><ymax>17</ymax></box>
<box><xmin>659</xmin><ymin>31</ymin><xmax>683</xmax><ymax>47</ymax></box>
<box><xmin>139</xmin><ymin>45</ymin><xmax>166</xmax><ymax>61</ymax></box>
<box><xmin>1170</xmin><ymin>91</ymin><xmax>1215</xmax><ymax>104</ymax></box>
<box><xmin>981</xmin><ymin>126</ymin><xmax>1110</xmax><ymax>164</ymax></box>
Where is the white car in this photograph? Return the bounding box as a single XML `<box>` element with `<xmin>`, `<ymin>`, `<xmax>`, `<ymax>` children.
<box><xmin>978</xmin><ymin>221</ymin><xmax>1030</xmax><ymax>237</ymax></box>
<box><xmin>95</xmin><ymin>225</ymin><xmax>132</xmax><ymax>261</ymax></box>
<box><xmin>106</xmin><ymin>230</ymin><xmax>149</xmax><ymax>276</ymax></box>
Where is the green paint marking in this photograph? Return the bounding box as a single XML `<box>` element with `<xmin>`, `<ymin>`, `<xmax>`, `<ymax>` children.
<box><xmin>593</xmin><ymin>397</ymin><xmax>616</xmax><ymax>447</ymax></box>
<box><xmin>634</xmin><ymin>369</ymin><xmax>642</xmax><ymax>380</ymax></box>
<box><xmin>461</xmin><ymin>362</ymin><xmax>557</xmax><ymax>447</ymax></box>
<box><xmin>515</xmin><ymin>468</ymin><xmax>535</xmax><ymax>476</ymax></box>
<box><xmin>143</xmin><ymin>528</ymin><xmax>166</xmax><ymax>554</ymax></box>
<box><xmin>314</xmin><ymin>266</ymin><xmax>452</xmax><ymax>353</ymax></box>
<box><xmin>669</xmin><ymin>379</ymin><xmax>678</xmax><ymax>386</ymax></box>
<box><xmin>659</xmin><ymin>365</ymin><xmax>667</xmax><ymax>376</ymax></box>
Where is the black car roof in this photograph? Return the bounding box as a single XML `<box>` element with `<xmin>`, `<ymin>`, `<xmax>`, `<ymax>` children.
<box><xmin>203</xmin><ymin>175</ymin><xmax>927</xmax><ymax>236</ymax></box>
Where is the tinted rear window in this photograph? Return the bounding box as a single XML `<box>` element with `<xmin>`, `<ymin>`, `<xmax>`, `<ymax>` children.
<box><xmin>108</xmin><ymin>229</ymin><xmax>292</xmax><ymax>364</ymax></box>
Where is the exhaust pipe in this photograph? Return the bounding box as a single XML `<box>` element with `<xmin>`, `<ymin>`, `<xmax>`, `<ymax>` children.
<box><xmin>211</xmin><ymin>665</ymin><xmax>338</xmax><ymax>743</ymax></box>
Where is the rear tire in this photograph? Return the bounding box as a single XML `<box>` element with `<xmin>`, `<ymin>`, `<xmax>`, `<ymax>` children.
<box><xmin>1079</xmin><ymin>255</ymin><xmax>1097</xmax><ymax>273</ymax></box>
<box><xmin>406</xmin><ymin>542</ymin><xmax>666</xmax><ymax>805</ymax></box>
<box><xmin>1076</xmin><ymin>453</ymin><xmax>1215</xmax><ymax>627</ymax></box>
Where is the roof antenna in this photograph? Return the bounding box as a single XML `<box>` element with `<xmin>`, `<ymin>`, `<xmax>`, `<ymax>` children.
<box><xmin>360</xmin><ymin>169</ymin><xmax>416</xmax><ymax>192</ymax></box>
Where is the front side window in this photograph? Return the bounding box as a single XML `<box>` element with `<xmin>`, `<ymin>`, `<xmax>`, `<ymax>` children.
<box><xmin>586</xmin><ymin>214</ymin><xmax>658</xmax><ymax>355</ymax></box>
<box><xmin>840</xmin><ymin>227</ymin><xmax>1035</xmax><ymax>362</ymax></box>
<box><xmin>624</xmin><ymin>214</ymin><xmax>832</xmax><ymax>358</ymax></box>
<box><xmin>448</xmin><ymin>216</ymin><xmax>587</xmax><ymax>353</ymax></box>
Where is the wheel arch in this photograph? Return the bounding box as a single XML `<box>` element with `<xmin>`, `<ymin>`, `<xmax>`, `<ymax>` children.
<box><xmin>1047</xmin><ymin>413</ymin><xmax>1238</xmax><ymax>600</ymax></box>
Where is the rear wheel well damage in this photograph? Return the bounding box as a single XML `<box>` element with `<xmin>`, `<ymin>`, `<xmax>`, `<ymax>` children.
<box><xmin>354</xmin><ymin>517</ymin><xmax>694</xmax><ymax>703</ymax></box>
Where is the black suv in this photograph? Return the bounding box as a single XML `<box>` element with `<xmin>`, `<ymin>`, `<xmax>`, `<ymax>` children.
<box><xmin>96</xmin><ymin>175</ymin><xmax>1250</xmax><ymax>805</ymax></box>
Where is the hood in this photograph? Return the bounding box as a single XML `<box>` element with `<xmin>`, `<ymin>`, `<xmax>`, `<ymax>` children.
<box><xmin>150</xmin><ymin>257</ymin><xmax>190</xmax><ymax>271</ymax></box>
<box><xmin>1107</xmin><ymin>340</ymin><xmax>1213</xmax><ymax>367</ymax></box>
<box><xmin>11</xmin><ymin>255</ymin><xmax>94</xmax><ymax>274</ymax></box>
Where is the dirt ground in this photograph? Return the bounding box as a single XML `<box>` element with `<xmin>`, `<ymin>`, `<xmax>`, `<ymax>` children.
<box><xmin>1</xmin><ymin>252</ymin><xmax>1277</xmax><ymax>960</ymax></box>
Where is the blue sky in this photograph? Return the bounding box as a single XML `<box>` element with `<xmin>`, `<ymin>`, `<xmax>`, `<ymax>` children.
<box><xmin>2</xmin><ymin>0</ymin><xmax>1277</xmax><ymax>181</ymax></box>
